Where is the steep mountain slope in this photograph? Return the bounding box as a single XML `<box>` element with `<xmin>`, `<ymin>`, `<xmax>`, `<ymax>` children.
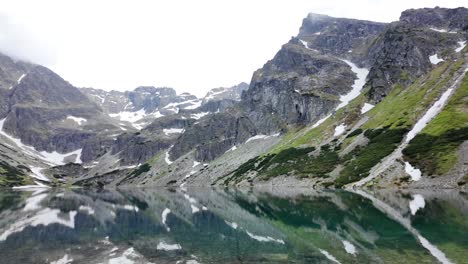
<box><xmin>1</xmin><ymin>7</ymin><xmax>467</xmax><ymax>189</ymax></box>
<box><xmin>134</xmin><ymin>7</ymin><xmax>466</xmax><ymax>189</ymax></box>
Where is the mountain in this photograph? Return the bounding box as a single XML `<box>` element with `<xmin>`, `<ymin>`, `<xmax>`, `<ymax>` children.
<box><xmin>1</xmin><ymin>6</ymin><xmax>467</xmax><ymax>190</ymax></box>
<box><xmin>202</xmin><ymin>82</ymin><xmax>249</xmax><ymax>103</ymax></box>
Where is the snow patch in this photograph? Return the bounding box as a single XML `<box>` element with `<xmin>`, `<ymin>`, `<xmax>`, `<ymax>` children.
<box><xmin>409</xmin><ymin>194</ymin><xmax>425</xmax><ymax>215</ymax></box>
<box><xmin>406</xmin><ymin>86</ymin><xmax>455</xmax><ymax>143</ymax></box>
<box><xmin>429</xmin><ymin>54</ymin><xmax>444</xmax><ymax>64</ymax></box>
<box><xmin>429</xmin><ymin>28</ymin><xmax>457</xmax><ymax>34</ymax></box>
<box><xmin>312</xmin><ymin>114</ymin><xmax>331</xmax><ymax>128</ymax></box>
<box><xmin>17</xmin><ymin>73</ymin><xmax>26</xmax><ymax>84</ymax></box>
<box><xmin>110</xmin><ymin>109</ymin><xmax>146</xmax><ymax>123</ymax></box>
<box><xmin>336</xmin><ymin>60</ymin><xmax>369</xmax><ymax>110</ymax></box>
<box><xmin>66</xmin><ymin>116</ymin><xmax>87</xmax><ymax>125</ymax></box>
<box><xmin>299</xmin><ymin>39</ymin><xmax>318</xmax><ymax>52</ymax></box>
<box><xmin>360</xmin><ymin>103</ymin><xmax>375</xmax><ymax>114</ymax></box>
<box><xmin>404</xmin><ymin>162</ymin><xmax>422</xmax><ymax>181</ymax></box>
<box><xmin>455</xmin><ymin>41</ymin><xmax>466</xmax><ymax>53</ymax></box>
<box><xmin>30</xmin><ymin>167</ymin><xmax>50</xmax><ymax>182</ymax></box>
<box><xmin>225</xmin><ymin>145</ymin><xmax>237</xmax><ymax>153</ymax></box>
<box><xmin>334</xmin><ymin>124</ymin><xmax>346</xmax><ymax>137</ymax></box>
<box><xmin>165</xmin><ymin>146</ymin><xmax>173</xmax><ymax>165</ymax></box>
<box><xmin>245</xmin><ymin>133</ymin><xmax>279</xmax><ymax>143</ymax></box>
<box><xmin>157</xmin><ymin>242</ymin><xmax>182</xmax><ymax>251</ymax></box>
<box><xmin>163</xmin><ymin>128</ymin><xmax>184</xmax><ymax>135</ymax></box>
<box><xmin>190</xmin><ymin>112</ymin><xmax>209</xmax><ymax>120</ymax></box>
<box><xmin>0</xmin><ymin>119</ymin><xmax>83</xmax><ymax>166</ymax></box>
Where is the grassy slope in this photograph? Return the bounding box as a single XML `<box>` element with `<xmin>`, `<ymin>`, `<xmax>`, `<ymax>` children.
<box><xmin>403</xmin><ymin>72</ymin><xmax>468</xmax><ymax>176</ymax></box>
<box><xmin>227</xmin><ymin>56</ymin><xmax>466</xmax><ymax>186</ymax></box>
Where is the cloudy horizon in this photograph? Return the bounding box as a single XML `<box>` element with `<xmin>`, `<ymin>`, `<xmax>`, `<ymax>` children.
<box><xmin>0</xmin><ymin>0</ymin><xmax>466</xmax><ymax>97</ymax></box>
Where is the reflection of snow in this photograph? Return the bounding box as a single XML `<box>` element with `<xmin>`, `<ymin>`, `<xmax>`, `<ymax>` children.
<box><xmin>50</xmin><ymin>254</ymin><xmax>73</xmax><ymax>264</ymax></box>
<box><xmin>342</xmin><ymin>240</ymin><xmax>357</xmax><ymax>255</ymax></box>
<box><xmin>353</xmin><ymin>190</ymin><xmax>453</xmax><ymax>264</ymax></box>
<box><xmin>162</xmin><ymin>208</ymin><xmax>171</xmax><ymax>231</ymax></box>
<box><xmin>225</xmin><ymin>221</ymin><xmax>238</xmax><ymax>230</ymax></box>
<box><xmin>157</xmin><ymin>241</ymin><xmax>181</xmax><ymax>251</ymax></box>
<box><xmin>319</xmin><ymin>249</ymin><xmax>341</xmax><ymax>263</ymax></box>
<box><xmin>246</xmin><ymin>231</ymin><xmax>285</xmax><ymax>244</ymax></box>
<box><xmin>0</xmin><ymin>208</ymin><xmax>77</xmax><ymax>241</ymax></box>
<box><xmin>79</xmin><ymin>205</ymin><xmax>95</xmax><ymax>215</ymax></box>
<box><xmin>23</xmin><ymin>193</ymin><xmax>47</xmax><ymax>211</ymax></box>
<box><xmin>409</xmin><ymin>194</ymin><xmax>425</xmax><ymax>215</ymax></box>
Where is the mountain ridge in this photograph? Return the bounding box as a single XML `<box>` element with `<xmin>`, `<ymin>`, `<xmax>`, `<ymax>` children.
<box><xmin>0</xmin><ymin>6</ymin><xmax>467</xmax><ymax>189</ymax></box>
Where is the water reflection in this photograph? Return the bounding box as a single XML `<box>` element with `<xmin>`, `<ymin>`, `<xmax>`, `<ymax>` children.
<box><xmin>0</xmin><ymin>187</ymin><xmax>466</xmax><ymax>264</ymax></box>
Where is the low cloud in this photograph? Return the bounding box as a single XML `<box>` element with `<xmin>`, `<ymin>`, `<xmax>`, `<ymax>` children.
<box><xmin>0</xmin><ymin>13</ymin><xmax>57</xmax><ymax>65</ymax></box>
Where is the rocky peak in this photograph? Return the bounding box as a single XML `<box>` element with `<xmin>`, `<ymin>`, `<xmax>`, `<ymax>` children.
<box><xmin>365</xmin><ymin>7</ymin><xmax>467</xmax><ymax>102</ymax></box>
<box><xmin>298</xmin><ymin>13</ymin><xmax>386</xmax><ymax>59</ymax></box>
<box><xmin>400</xmin><ymin>7</ymin><xmax>468</xmax><ymax>31</ymax></box>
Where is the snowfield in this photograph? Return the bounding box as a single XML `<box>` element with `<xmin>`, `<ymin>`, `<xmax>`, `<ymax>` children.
<box><xmin>429</xmin><ymin>54</ymin><xmax>444</xmax><ymax>64</ymax></box>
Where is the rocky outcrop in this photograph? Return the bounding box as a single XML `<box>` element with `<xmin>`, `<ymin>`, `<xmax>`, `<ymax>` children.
<box><xmin>110</xmin><ymin>116</ymin><xmax>195</xmax><ymax>165</ymax></box>
<box><xmin>298</xmin><ymin>13</ymin><xmax>386</xmax><ymax>64</ymax></box>
<box><xmin>241</xmin><ymin>42</ymin><xmax>355</xmax><ymax>132</ymax></box>
<box><xmin>399</xmin><ymin>7</ymin><xmax>468</xmax><ymax>30</ymax></box>
<box><xmin>365</xmin><ymin>7</ymin><xmax>467</xmax><ymax>102</ymax></box>
<box><xmin>170</xmin><ymin>111</ymin><xmax>257</xmax><ymax>161</ymax></box>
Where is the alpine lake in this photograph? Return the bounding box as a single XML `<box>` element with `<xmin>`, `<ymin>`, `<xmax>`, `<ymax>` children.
<box><xmin>0</xmin><ymin>187</ymin><xmax>466</xmax><ymax>264</ymax></box>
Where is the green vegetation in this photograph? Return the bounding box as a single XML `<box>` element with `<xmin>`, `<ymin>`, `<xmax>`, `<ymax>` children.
<box><xmin>126</xmin><ymin>164</ymin><xmax>151</xmax><ymax>180</ymax></box>
<box><xmin>228</xmin><ymin>146</ymin><xmax>341</xmax><ymax>184</ymax></box>
<box><xmin>403</xmin><ymin>73</ymin><xmax>468</xmax><ymax>175</ymax></box>
<box><xmin>0</xmin><ymin>161</ymin><xmax>33</xmax><ymax>187</ymax></box>
<box><xmin>335</xmin><ymin>128</ymin><xmax>408</xmax><ymax>187</ymax></box>
<box><xmin>230</xmin><ymin>57</ymin><xmax>465</xmax><ymax>187</ymax></box>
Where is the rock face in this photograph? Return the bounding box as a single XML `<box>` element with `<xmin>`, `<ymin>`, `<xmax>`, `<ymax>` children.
<box><xmin>365</xmin><ymin>7</ymin><xmax>468</xmax><ymax>101</ymax></box>
<box><xmin>241</xmin><ymin>42</ymin><xmax>356</xmax><ymax>132</ymax></box>
<box><xmin>297</xmin><ymin>13</ymin><xmax>386</xmax><ymax>61</ymax></box>
<box><xmin>2</xmin><ymin>64</ymin><xmax>121</xmax><ymax>153</ymax></box>
<box><xmin>170</xmin><ymin>111</ymin><xmax>257</xmax><ymax>162</ymax></box>
<box><xmin>112</xmin><ymin>115</ymin><xmax>195</xmax><ymax>165</ymax></box>
<box><xmin>81</xmin><ymin>86</ymin><xmax>199</xmax><ymax>114</ymax></box>
<box><xmin>399</xmin><ymin>7</ymin><xmax>468</xmax><ymax>30</ymax></box>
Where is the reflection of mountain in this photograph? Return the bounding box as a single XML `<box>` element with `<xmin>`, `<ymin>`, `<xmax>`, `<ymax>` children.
<box><xmin>0</xmin><ymin>188</ymin><xmax>465</xmax><ymax>263</ymax></box>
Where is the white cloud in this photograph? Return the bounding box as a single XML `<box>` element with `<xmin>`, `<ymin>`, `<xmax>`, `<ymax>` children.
<box><xmin>0</xmin><ymin>0</ymin><xmax>466</xmax><ymax>97</ymax></box>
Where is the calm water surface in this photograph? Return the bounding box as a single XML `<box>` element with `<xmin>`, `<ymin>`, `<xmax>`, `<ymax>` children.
<box><xmin>0</xmin><ymin>187</ymin><xmax>466</xmax><ymax>264</ymax></box>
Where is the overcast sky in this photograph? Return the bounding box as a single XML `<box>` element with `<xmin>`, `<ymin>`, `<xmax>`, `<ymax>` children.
<box><xmin>0</xmin><ymin>0</ymin><xmax>466</xmax><ymax>97</ymax></box>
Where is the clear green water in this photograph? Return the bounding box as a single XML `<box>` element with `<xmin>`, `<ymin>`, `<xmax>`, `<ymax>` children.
<box><xmin>0</xmin><ymin>188</ymin><xmax>466</xmax><ymax>264</ymax></box>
